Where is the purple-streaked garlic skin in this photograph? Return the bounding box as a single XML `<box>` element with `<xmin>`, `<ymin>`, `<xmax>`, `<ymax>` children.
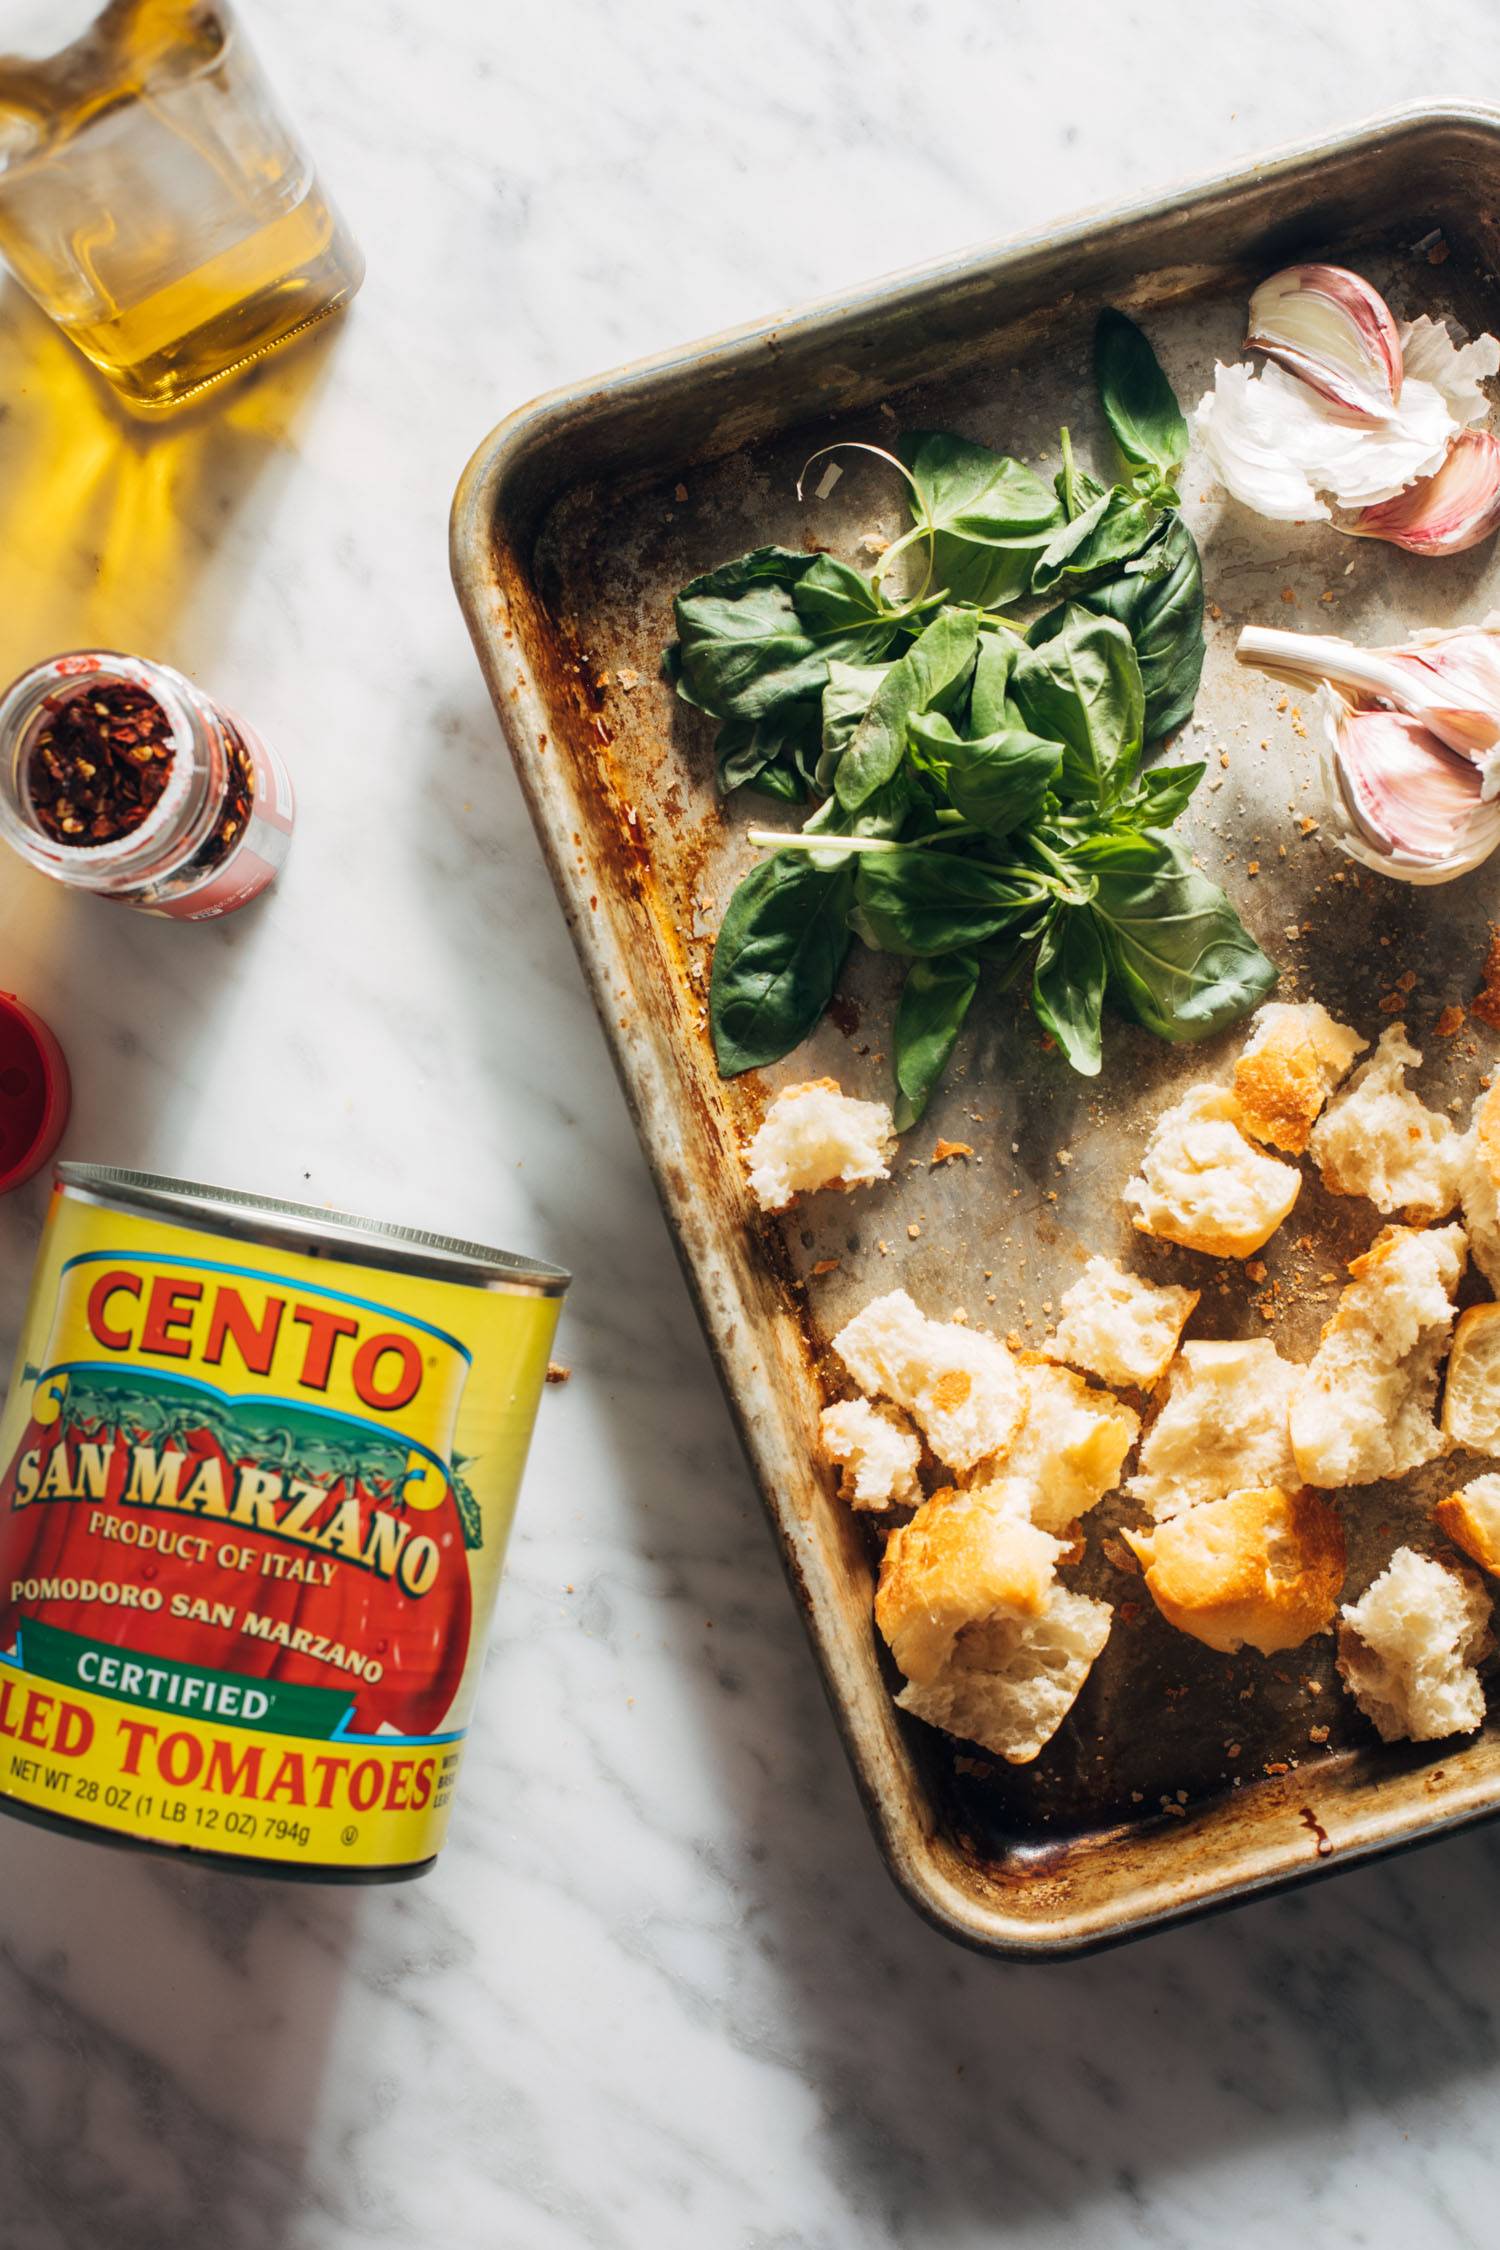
<box><xmin>1328</xmin><ymin>703</ymin><xmax>1500</xmax><ymax>874</ymax></box>
<box><xmin>1238</xmin><ymin>626</ymin><xmax>1500</xmax><ymax>880</ymax></box>
<box><xmin>1246</xmin><ymin>263</ymin><xmax>1404</xmax><ymax>425</ymax></box>
<box><xmin>1348</xmin><ymin>428</ymin><xmax>1500</xmax><ymax>555</ymax></box>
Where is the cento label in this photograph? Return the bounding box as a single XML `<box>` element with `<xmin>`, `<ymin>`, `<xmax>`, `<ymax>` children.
<box><xmin>0</xmin><ymin>1192</ymin><xmax>559</xmax><ymax>1871</ymax></box>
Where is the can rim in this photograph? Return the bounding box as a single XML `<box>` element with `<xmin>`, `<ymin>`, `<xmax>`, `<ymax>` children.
<box><xmin>56</xmin><ymin>1164</ymin><xmax>571</xmax><ymax>1297</ymax></box>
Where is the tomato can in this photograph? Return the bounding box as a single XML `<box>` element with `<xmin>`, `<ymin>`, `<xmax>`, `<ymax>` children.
<box><xmin>0</xmin><ymin>1166</ymin><xmax>568</xmax><ymax>1881</ymax></box>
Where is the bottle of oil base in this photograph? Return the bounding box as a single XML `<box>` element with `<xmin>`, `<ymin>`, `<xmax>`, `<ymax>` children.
<box><xmin>0</xmin><ymin>1</ymin><xmax>363</xmax><ymax>412</ymax></box>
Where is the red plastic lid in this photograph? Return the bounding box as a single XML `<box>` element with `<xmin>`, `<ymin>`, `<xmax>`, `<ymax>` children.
<box><xmin>0</xmin><ymin>993</ymin><xmax>70</xmax><ymax>1193</ymax></box>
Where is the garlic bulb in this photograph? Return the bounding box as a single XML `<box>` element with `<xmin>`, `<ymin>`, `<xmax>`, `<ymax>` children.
<box><xmin>1197</xmin><ymin>266</ymin><xmax>1500</xmax><ymax>541</ymax></box>
<box><xmin>1320</xmin><ymin>700</ymin><xmax>1500</xmax><ymax>880</ymax></box>
<box><xmin>1238</xmin><ymin>619</ymin><xmax>1500</xmax><ymax>881</ymax></box>
<box><xmin>1246</xmin><ymin>264</ymin><xmax>1403</xmax><ymax>423</ymax></box>
<box><xmin>1349</xmin><ymin>428</ymin><xmax>1500</xmax><ymax>555</ymax></box>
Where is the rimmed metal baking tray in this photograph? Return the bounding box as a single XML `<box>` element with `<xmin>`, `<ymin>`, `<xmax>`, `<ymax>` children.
<box><xmin>453</xmin><ymin>104</ymin><xmax>1500</xmax><ymax>1956</ymax></box>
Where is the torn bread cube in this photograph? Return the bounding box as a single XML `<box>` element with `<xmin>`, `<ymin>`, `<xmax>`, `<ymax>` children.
<box><xmin>1126</xmin><ymin>1339</ymin><xmax>1299</xmax><ymax>1521</ymax></box>
<box><xmin>833</xmin><ymin>1289</ymin><xmax>1025</xmax><ymax>1473</ymax></box>
<box><xmin>1123</xmin><ymin>1082</ymin><xmax>1301</xmax><ymax>1258</ymax></box>
<box><xmin>1436</xmin><ymin>1473</ymin><xmax>1500</xmax><ymax>1577</ymax></box>
<box><xmin>1458</xmin><ymin>1079</ymin><xmax>1500</xmax><ymax>1290</ymax></box>
<box><xmin>1290</xmin><ymin>1223</ymin><xmax>1466</xmax><ymax>1488</ymax></box>
<box><xmin>1442</xmin><ymin>1302</ymin><xmax>1500</xmax><ymax>1453</ymax></box>
<box><xmin>895</xmin><ymin>1584</ymin><xmax>1113</xmax><ymax>1765</ymax></box>
<box><xmin>1308</xmin><ymin>1023</ymin><xmax>1459</xmax><ymax>1220</ymax></box>
<box><xmin>1337</xmin><ymin>1546</ymin><xmax>1492</xmax><ymax>1742</ymax></box>
<box><xmin>1231</xmin><ymin>1000</ymin><xmax>1367</xmax><ymax>1154</ymax></box>
<box><xmin>1123</xmin><ymin>1485</ymin><xmax>1345</xmax><ymax>1656</ymax></box>
<box><xmin>974</xmin><ymin>1358</ymin><xmax>1139</xmax><ymax>1535</ymax></box>
<box><xmin>1043</xmin><ymin>1256</ymin><xmax>1199</xmax><ymax>1390</ymax></box>
<box><xmin>874</xmin><ymin>1485</ymin><xmax>1059</xmax><ymax>1686</ymax></box>
<box><xmin>744</xmin><ymin>1078</ymin><xmax>895</xmax><ymax>1212</ymax></box>
<box><xmin>819</xmin><ymin>1398</ymin><xmax>921</xmax><ymax>1511</ymax></box>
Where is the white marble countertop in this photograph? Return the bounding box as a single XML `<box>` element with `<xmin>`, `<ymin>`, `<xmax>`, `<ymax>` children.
<box><xmin>5</xmin><ymin>5</ymin><xmax>1500</xmax><ymax>2245</ymax></box>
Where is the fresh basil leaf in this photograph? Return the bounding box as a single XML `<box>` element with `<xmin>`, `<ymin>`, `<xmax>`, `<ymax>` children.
<box><xmin>893</xmin><ymin>952</ymin><xmax>981</xmax><ymax>1130</ymax></box>
<box><xmin>817</xmin><ymin>659</ymin><xmax>893</xmax><ymax>791</ymax></box>
<box><xmin>901</xmin><ymin>433</ymin><xmax>1064</xmax><ymax>607</ymax></box>
<box><xmin>1095</xmin><ymin>309</ymin><xmax>1189</xmax><ymax>490</ymax></box>
<box><xmin>670</xmin><ymin>546</ymin><xmax>897</xmax><ymax>725</ymax></box>
<box><xmin>908</xmin><ymin>711</ymin><xmax>1062</xmax><ymax>839</ymax></box>
<box><xmin>1029</xmin><ymin>485</ymin><xmax>1162</xmax><ymax>595</ymax></box>
<box><xmin>715</xmin><ymin>705</ymin><xmax>821</xmax><ymax>799</ymax></box>
<box><xmin>836</xmin><ymin>609</ymin><xmax>980</xmax><ymax>812</ymax></box>
<box><xmin>1077</xmin><ymin>514</ymin><xmax>1205</xmax><ymax>740</ymax></box>
<box><xmin>1124</xmin><ymin>760</ymin><xmax>1206</xmax><ymax>827</ymax></box>
<box><xmin>1010</xmin><ymin>606</ymin><xmax>1144</xmax><ymax>807</ymax></box>
<box><xmin>968</xmin><ymin>627</ymin><xmax>1029</xmax><ymax>736</ymax></box>
<box><xmin>807</xmin><ymin>767</ymin><xmax>920</xmax><ymax>841</ymax></box>
<box><xmin>1057</xmin><ymin>445</ymin><xmax>1107</xmax><ymax>524</ymax></box>
<box><xmin>1031</xmin><ymin>907</ymin><xmax>1106</xmax><ymax>1077</ymax></box>
<box><xmin>852</xmin><ymin>849</ymin><xmax>1042</xmax><ymax>957</ymax></box>
<box><xmin>710</xmin><ymin>852</ymin><xmax>856</xmax><ymax>1074</ymax></box>
<box><xmin>1082</xmin><ymin>830</ymin><xmax>1278</xmax><ymax>1042</ymax></box>
<box><xmin>793</xmin><ymin>551</ymin><xmax>893</xmax><ymax>634</ymax></box>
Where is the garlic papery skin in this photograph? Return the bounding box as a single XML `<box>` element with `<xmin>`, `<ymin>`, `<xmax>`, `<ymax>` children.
<box><xmin>1246</xmin><ymin>264</ymin><xmax>1403</xmax><ymax>423</ymax></box>
<box><xmin>1237</xmin><ymin>622</ymin><xmax>1500</xmax><ymax>782</ymax></box>
<box><xmin>1317</xmin><ymin>692</ymin><xmax>1500</xmax><ymax>883</ymax></box>
<box><xmin>1348</xmin><ymin>429</ymin><xmax>1500</xmax><ymax>555</ymax></box>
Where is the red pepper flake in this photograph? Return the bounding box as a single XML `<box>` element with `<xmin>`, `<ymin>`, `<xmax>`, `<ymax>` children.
<box><xmin>25</xmin><ymin>682</ymin><xmax>175</xmax><ymax>846</ymax></box>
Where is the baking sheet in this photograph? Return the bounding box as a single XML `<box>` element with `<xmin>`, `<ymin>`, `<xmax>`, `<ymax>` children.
<box><xmin>454</xmin><ymin>105</ymin><xmax>1500</xmax><ymax>1953</ymax></box>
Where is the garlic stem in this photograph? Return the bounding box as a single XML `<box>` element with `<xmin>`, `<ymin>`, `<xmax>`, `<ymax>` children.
<box><xmin>1236</xmin><ymin>625</ymin><xmax>1421</xmax><ymax>708</ymax></box>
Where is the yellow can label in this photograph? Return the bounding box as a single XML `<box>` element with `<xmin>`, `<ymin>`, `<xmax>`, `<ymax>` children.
<box><xmin>0</xmin><ymin>1188</ymin><xmax>561</xmax><ymax>1871</ymax></box>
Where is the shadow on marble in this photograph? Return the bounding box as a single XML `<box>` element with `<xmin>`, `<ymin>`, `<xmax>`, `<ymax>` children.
<box><xmin>0</xmin><ymin>276</ymin><xmax>344</xmax><ymax>673</ymax></box>
<box><xmin>0</xmin><ymin>1811</ymin><xmax>358</xmax><ymax>2250</ymax></box>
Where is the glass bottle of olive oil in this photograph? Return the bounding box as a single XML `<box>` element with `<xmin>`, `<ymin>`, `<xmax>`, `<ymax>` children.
<box><xmin>0</xmin><ymin>1</ymin><xmax>363</xmax><ymax>411</ymax></box>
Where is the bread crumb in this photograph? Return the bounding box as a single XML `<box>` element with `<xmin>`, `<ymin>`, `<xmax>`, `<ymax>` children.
<box><xmin>1208</xmin><ymin>602</ymin><xmax>1223</xmax><ymax>621</ymax></box>
<box><xmin>1219</xmin><ymin>750</ymin><xmax>1231</xmax><ymax>769</ymax></box>
<box><xmin>811</xmin><ymin>1258</ymin><xmax>841</xmax><ymax>1276</ymax></box>
<box><xmin>1281</xmin><ymin>587</ymin><xmax>1297</xmax><ymax>604</ymax></box>
<box><xmin>931</xmin><ymin>1139</ymin><xmax>974</xmax><ymax>1167</ymax></box>
<box><xmin>1299</xmin><ymin>816</ymin><xmax>1319</xmax><ymax>835</ymax></box>
<box><xmin>1436</xmin><ymin>1005</ymin><xmax>1466</xmax><ymax>1037</ymax></box>
<box><xmin>546</xmin><ymin>1362</ymin><xmax>572</xmax><ymax>1384</ymax></box>
<box><xmin>907</xmin><ymin>1223</ymin><xmax>922</xmax><ymax>1239</ymax></box>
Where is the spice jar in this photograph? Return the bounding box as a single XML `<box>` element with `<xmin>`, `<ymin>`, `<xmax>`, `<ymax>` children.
<box><xmin>0</xmin><ymin>650</ymin><xmax>294</xmax><ymax>918</ymax></box>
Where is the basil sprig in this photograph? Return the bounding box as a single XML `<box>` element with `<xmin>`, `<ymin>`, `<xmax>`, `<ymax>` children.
<box><xmin>666</xmin><ymin>312</ymin><xmax>1269</xmax><ymax>1120</ymax></box>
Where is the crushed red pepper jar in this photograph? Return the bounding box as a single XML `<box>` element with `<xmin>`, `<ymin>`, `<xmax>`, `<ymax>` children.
<box><xmin>0</xmin><ymin>651</ymin><xmax>294</xmax><ymax>918</ymax></box>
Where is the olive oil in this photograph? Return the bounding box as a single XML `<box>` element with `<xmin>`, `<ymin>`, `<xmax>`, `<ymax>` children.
<box><xmin>0</xmin><ymin>1</ymin><xmax>362</xmax><ymax>411</ymax></box>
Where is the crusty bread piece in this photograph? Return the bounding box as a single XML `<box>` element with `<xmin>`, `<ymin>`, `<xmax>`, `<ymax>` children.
<box><xmin>1435</xmin><ymin>1473</ymin><xmax>1500</xmax><ymax>1577</ymax></box>
<box><xmin>896</xmin><ymin>1583</ymin><xmax>1113</xmax><ymax>1764</ymax></box>
<box><xmin>967</xmin><ymin>1357</ymin><xmax>1139</xmax><ymax>1535</ymax></box>
<box><xmin>1043</xmin><ymin>1255</ymin><xmax>1199</xmax><ymax>1390</ymax></box>
<box><xmin>1126</xmin><ymin>1338</ymin><xmax>1300</xmax><ymax>1521</ymax></box>
<box><xmin>745</xmin><ymin>1078</ymin><xmax>895</xmax><ymax>1211</ymax></box>
<box><xmin>1124</xmin><ymin>1485</ymin><xmax>1345</xmax><ymax>1655</ymax></box>
<box><xmin>1308</xmin><ymin>1023</ymin><xmax>1459</xmax><ymax>1220</ymax></box>
<box><xmin>1457</xmin><ymin>1079</ymin><xmax>1500</xmax><ymax>1290</ymax></box>
<box><xmin>1231</xmin><ymin>1000</ymin><xmax>1367</xmax><ymax>1154</ymax></box>
<box><xmin>1123</xmin><ymin>1082</ymin><xmax>1301</xmax><ymax>1258</ymax></box>
<box><xmin>818</xmin><ymin>1398</ymin><xmax>922</xmax><ymax>1511</ymax></box>
<box><xmin>875</xmin><ymin>1485</ymin><xmax>1059</xmax><ymax>1685</ymax></box>
<box><xmin>1337</xmin><ymin>1546</ymin><xmax>1492</xmax><ymax>1742</ymax></box>
<box><xmin>833</xmin><ymin>1289</ymin><xmax>1025</xmax><ymax>1473</ymax></box>
<box><xmin>1442</xmin><ymin>1302</ymin><xmax>1500</xmax><ymax>1453</ymax></box>
<box><xmin>1290</xmin><ymin>1223</ymin><xmax>1466</xmax><ymax>1488</ymax></box>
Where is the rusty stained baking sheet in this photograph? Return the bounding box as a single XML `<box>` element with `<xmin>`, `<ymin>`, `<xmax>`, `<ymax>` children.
<box><xmin>453</xmin><ymin>106</ymin><xmax>1500</xmax><ymax>1955</ymax></box>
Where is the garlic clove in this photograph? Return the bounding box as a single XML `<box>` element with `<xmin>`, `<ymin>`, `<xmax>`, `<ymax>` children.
<box><xmin>1324</xmin><ymin>698</ymin><xmax>1500</xmax><ymax>875</ymax></box>
<box><xmin>1348</xmin><ymin>429</ymin><xmax>1500</xmax><ymax>556</ymax></box>
<box><xmin>1246</xmin><ymin>265</ymin><xmax>1404</xmax><ymax>424</ymax></box>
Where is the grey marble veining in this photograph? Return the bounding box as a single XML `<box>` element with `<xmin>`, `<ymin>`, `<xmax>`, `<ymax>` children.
<box><xmin>3</xmin><ymin>3</ymin><xmax>1500</xmax><ymax>2244</ymax></box>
